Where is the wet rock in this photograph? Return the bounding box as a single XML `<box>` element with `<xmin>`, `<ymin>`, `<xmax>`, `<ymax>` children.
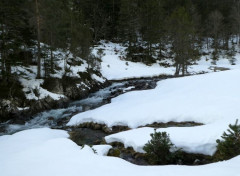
<box><xmin>29</xmin><ymin>96</ymin><xmax>69</xmax><ymax>114</ymax></box>
<box><xmin>69</xmin><ymin>128</ymin><xmax>107</xmax><ymax>146</ymax></box>
<box><xmin>48</xmin><ymin>117</ymin><xmax>54</xmax><ymax>121</ymax></box>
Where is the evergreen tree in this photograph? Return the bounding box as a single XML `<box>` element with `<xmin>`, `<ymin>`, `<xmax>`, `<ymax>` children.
<box><xmin>208</xmin><ymin>10</ymin><xmax>223</xmax><ymax>64</ymax></box>
<box><xmin>0</xmin><ymin>0</ymin><xmax>32</xmax><ymax>81</ymax></box>
<box><xmin>118</xmin><ymin>0</ymin><xmax>139</xmax><ymax>60</ymax></box>
<box><xmin>231</xmin><ymin>0</ymin><xmax>240</xmax><ymax>44</ymax></box>
<box><xmin>168</xmin><ymin>6</ymin><xmax>199</xmax><ymax>75</ymax></box>
<box><xmin>140</xmin><ymin>0</ymin><xmax>165</xmax><ymax>63</ymax></box>
<box><xmin>215</xmin><ymin>119</ymin><xmax>240</xmax><ymax>161</ymax></box>
<box><xmin>143</xmin><ymin>130</ymin><xmax>182</xmax><ymax>165</ymax></box>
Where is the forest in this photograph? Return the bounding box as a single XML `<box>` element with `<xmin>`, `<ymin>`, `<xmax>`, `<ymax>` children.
<box><xmin>1</xmin><ymin>0</ymin><xmax>240</xmax><ymax>82</ymax></box>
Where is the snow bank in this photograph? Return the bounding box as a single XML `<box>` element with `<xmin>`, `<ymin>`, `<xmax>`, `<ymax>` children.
<box><xmin>68</xmin><ymin>70</ymin><xmax>240</xmax><ymax>128</ymax></box>
<box><xmin>68</xmin><ymin>70</ymin><xmax>240</xmax><ymax>155</ymax></box>
<box><xmin>92</xmin><ymin>145</ymin><xmax>112</xmax><ymax>156</ymax></box>
<box><xmin>1</xmin><ymin>128</ymin><xmax>240</xmax><ymax>176</ymax></box>
<box><xmin>105</xmin><ymin>124</ymin><xmax>226</xmax><ymax>155</ymax></box>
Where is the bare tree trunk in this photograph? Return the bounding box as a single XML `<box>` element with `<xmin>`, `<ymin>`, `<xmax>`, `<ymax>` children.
<box><xmin>50</xmin><ymin>32</ymin><xmax>54</xmax><ymax>74</ymax></box>
<box><xmin>35</xmin><ymin>0</ymin><xmax>41</xmax><ymax>78</ymax></box>
<box><xmin>206</xmin><ymin>37</ymin><xmax>209</xmax><ymax>50</ymax></box>
<box><xmin>182</xmin><ymin>63</ymin><xmax>185</xmax><ymax>76</ymax></box>
<box><xmin>1</xmin><ymin>51</ymin><xmax>5</xmax><ymax>80</ymax></box>
<box><xmin>175</xmin><ymin>63</ymin><xmax>180</xmax><ymax>76</ymax></box>
<box><xmin>238</xmin><ymin>33</ymin><xmax>240</xmax><ymax>45</ymax></box>
<box><xmin>1</xmin><ymin>23</ymin><xmax>6</xmax><ymax>80</ymax></box>
<box><xmin>5</xmin><ymin>54</ymin><xmax>11</xmax><ymax>82</ymax></box>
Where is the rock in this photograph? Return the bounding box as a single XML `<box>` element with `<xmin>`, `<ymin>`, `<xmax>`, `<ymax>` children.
<box><xmin>0</xmin><ymin>99</ymin><xmax>19</xmax><ymax>122</ymax></box>
<box><xmin>102</xmin><ymin>126</ymin><xmax>111</xmax><ymax>133</ymax></box>
<box><xmin>108</xmin><ymin>148</ymin><xmax>121</xmax><ymax>157</ymax></box>
<box><xmin>93</xmin><ymin>124</ymin><xmax>102</xmax><ymax>130</ymax></box>
<box><xmin>42</xmin><ymin>78</ymin><xmax>64</xmax><ymax>94</ymax></box>
<box><xmin>48</xmin><ymin>117</ymin><xmax>54</xmax><ymax>121</ymax></box>
<box><xmin>69</xmin><ymin>128</ymin><xmax>107</xmax><ymax>146</ymax></box>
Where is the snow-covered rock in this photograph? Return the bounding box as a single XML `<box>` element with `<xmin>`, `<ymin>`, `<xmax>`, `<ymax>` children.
<box><xmin>92</xmin><ymin>145</ymin><xmax>112</xmax><ymax>156</ymax></box>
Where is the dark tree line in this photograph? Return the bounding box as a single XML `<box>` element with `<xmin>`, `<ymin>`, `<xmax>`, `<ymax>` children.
<box><xmin>1</xmin><ymin>0</ymin><xmax>240</xmax><ymax>81</ymax></box>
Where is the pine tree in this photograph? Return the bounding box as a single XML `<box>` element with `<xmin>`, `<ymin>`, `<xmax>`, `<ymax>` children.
<box><xmin>118</xmin><ymin>0</ymin><xmax>139</xmax><ymax>58</ymax></box>
<box><xmin>215</xmin><ymin>119</ymin><xmax>240</xmax><ymax>161</ymax></box>
<box><xmin>140</xmin><ymin>0</ymin><xmax>165</xmax><ymax>64</ymax></box>
<box><xmin>143</xmin><ymin>130</ymin><xmax>182</xmax><ymax>165</ymax></box>
<box><xmin>168</xmin><ymin>6</ymin><xmax>199</xmax><ymax>76</ymax></box>
<box><xmin>0</xmin><ymin>0</ymin><xmax>31</xmax><ymax>81</ymax></box>
<box><xmin>208</xmin><ymin>10</ymin><xmax>223</xmax><ymax>64</ymax></box>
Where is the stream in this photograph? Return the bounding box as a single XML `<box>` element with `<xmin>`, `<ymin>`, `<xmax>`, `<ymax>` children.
<box><xmin>0</xmin><ymin>78</ymin><xmax>162</xmax><ymax>165</ymax></box>
<box><xmin>0</xmin><ymin>77</ymin><xmax>209</xmax><ymax>166</ymax></box>
<box><xmin>0</xmin><ymin>78</ymin><xmax>160</xmax><ymax>136</ymax></box>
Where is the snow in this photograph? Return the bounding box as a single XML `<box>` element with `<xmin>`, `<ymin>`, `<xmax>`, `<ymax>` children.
<box><xmin>68</xmin><ymin>70</ymin><xmax>240</xmax><ymax>155</ymax></box>
<box><xmin>17</xmin><ymin>107</ymin><xmax>30</xmax><ymax>111</ymax></box>
<box><xmin>1</xmin><ymin>128</ymin><xmax>240</xmax><ymax>176</ymax></box>
<box><xmin>101</xmin><ymin>55</ymin><xmax>175</xmax><ymax>80</ymax></box>
<box><xmin>3</xmin><ymin>41</ymin><xmax>240</xmax><ymax>175</ymax></box>
<box><xmin>92</xmin><ymin>42</ymin><xmax>175</xmax><ymax>80</ymax></box>
<box><xmin>105</xmin><ymin>125</ymin><xmax>224</xmax><ymax>155</ymax></box>
<box><xmin>92</xmin><ymin>145</ymin><xmax>112</xmax><ymax>156</ymax></box>
<box><xmin>12</xmin><ymin>46</ymin><xmax>106</xmax><ymax>101</ymax></box>
<box><xmin>91</xmin><ymin>74</ymin><xmax>106</xmax><ymax>83</ymax></box>
<box><xmin>68</xmin><ymin>70</ymin><xmax>240</xmax><ymax>128</ymax></box>
<box><xmin>122</xmin><ymin>86</ymin><xmax>135</xmax><ymax>92</ymax></box>
<box><xmin>20</xmin><ymin>77</ymin><xmax>65</xmax><ymax>100</ymax></box>
<box><xmin>93</xmin><ymin>41</ymin><xmax>240</xmax><ymax>80</ymax></box>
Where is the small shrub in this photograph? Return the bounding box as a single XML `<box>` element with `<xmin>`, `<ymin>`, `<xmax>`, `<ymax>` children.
<box><xmin>215</xmin><ymin>119</ymin><xmax>240</xmax><ymax>161</ymax></box>
<box><xmin>143</xmin><ymin>130</ymin><xmax>182</xmax><ymax>165</ymax></box>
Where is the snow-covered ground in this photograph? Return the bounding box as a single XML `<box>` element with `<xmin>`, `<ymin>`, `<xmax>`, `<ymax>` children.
<box><xmin>13</xmin><ymin>47</ymin><xmax>106</xmax><ymax>101</ymax></box>
<box><xmin>0</xmin><ymin>128</ymin><xmax>240</xmax><ymax>176</ymax></box>
<box><xmin>12</xmin><ymin>41</ymin><xmax>240</xmax><ymax>100</ymax></box>
<box><xmin>2</xmin><ymin>41</ymin><xmax>240</xmax><ymax>175</ymax></box>
<box><xmin>68</xmin><ymin>70</ymin><xmax>240</xmax><ymax>155</ymax></box>
<box><xmin>92</xmin><ymin>41</ymin><xmax>240</xmax><ymax>80</ymax></box>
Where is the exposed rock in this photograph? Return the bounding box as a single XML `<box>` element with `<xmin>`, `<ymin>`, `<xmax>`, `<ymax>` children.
<box><xmin>28</xmin><ymin>96</ymin><xmax>69</xmax><ymax>114</ymax></box>
<box><xmin>42</xmin><ymin>78</ymin><xmax>64</xmax><ymax>94</ymax></box>
<box><xmin>0</xmin><ymin>99</ymin><xmax>19</xmax><ymax>122</ymax></box>
<box><xmin>69</xmin><ymin>128</ymin><xmax>107</xmax><ymax>146</ymax></box>
<box><xmin>1</xmin><ymin>69</ymin><xmax>108</xmax><ymax>123</ymax></box>
<box><xmin>108</xmin><ymin>148</ymin><xmax>121</xmax><ymax>157</ymax></box>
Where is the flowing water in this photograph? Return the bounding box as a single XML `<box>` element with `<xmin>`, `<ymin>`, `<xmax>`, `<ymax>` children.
<box><xmin>0</xmin><ymin>77</ymin><xmax>208</xmax><ymax>166</ymax></box>
<box><xmin>0</xmin><ymin>79</ymin><xmax>159</xmax><ymax>136</ymax></box>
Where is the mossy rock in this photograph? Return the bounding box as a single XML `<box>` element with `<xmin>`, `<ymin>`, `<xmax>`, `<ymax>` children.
<box><xmin>108</xmin><ymin>148</ymin><xmax>121</xmax><ymax>157</ymax></box>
